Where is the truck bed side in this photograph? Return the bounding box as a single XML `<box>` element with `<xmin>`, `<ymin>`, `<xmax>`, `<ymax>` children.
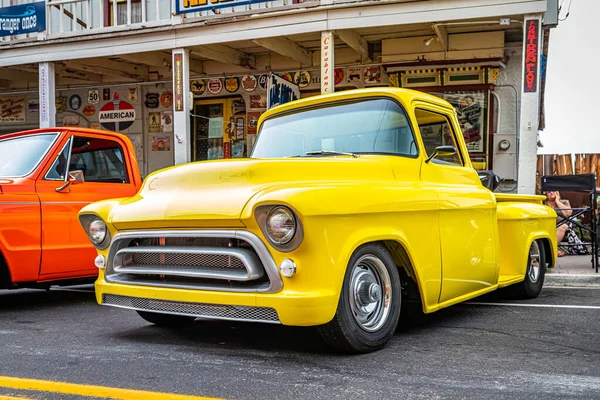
<box><xmin>494</xmin><ymin>193</ymin><xmax>557</xmax><ymax>287</ymax></box>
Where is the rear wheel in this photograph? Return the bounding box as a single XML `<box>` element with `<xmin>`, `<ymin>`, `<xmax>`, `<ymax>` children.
<box><xmin>513</xmin><ymin>240</ymin><xmax>546</xmax><ymax>299</ymax></box>
<box><xmin>318</xmin><ymin>243</ymin><xmax>402</xmax><ymax>354</ymax></box>
<box><xmin>136</xmin><ymin>311</ymin><xmax>196</xmax><ymax>327</ymax></box>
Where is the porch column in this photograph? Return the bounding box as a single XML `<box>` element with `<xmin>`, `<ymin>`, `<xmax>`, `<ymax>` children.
<box><xmin>517</xmin><ymin>14</ymin><xmax>543</xmax><ymax>194</ymax></box>
<box><xmin>172</xmin><ymin>48</ymin><xmax>191</xmax><ymax>165</ymax></box>
<box><xmin>39</xmin><ymin>62</ymin><xmax>56</xmax><ymax>128</ymax></box>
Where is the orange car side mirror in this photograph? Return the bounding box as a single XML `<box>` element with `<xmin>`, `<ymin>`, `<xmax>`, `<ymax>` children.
<box><xmin>56</xmin><ymin>170</ymin><xmax>85</xmax><ymax>192</ymax></box>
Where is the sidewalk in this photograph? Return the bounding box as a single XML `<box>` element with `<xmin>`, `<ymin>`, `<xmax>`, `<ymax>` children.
<box><xmin>546</xmin><ymin>254</ymin><xmax>600</xmax><ymax>287</ymax></box>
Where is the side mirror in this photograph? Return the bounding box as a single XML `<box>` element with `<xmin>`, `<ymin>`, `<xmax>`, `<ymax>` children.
<box><xmin>68</xmin><ymin>170</ymin><xmax>85</xmax><ymax>184</ymax></box>
<box><xmin>425</xmin><ymin>145</ymin><xmax>457</xmax><ymax>163</ymax></box>
<box><xmin>478</xmin><ymin>170</ymin><xmax>500</xmax><ymax>191</ymax></box>
<box><xmin>55</xmin><ymin>170</ymin><xmax>85</xmax><ymax>192</ymax></box>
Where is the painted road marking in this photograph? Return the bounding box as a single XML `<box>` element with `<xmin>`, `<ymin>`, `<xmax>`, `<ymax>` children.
<box><xmin>0</xmin><ymin>396</ymin><xmax>30</xmax><ymax>399</ymax></box>
<box><xmin>0</xmin><ymin>376</ymin><xmax>220</xmax><ymax>400</ymax></box>
<box><xmin>465</xmin><ymin>302</ymin><xmax>600</xmax><ymax>310</ymax></box>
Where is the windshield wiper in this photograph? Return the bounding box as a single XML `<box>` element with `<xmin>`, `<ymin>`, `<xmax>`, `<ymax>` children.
<box><xmin>304</xmin><ymin>150</ymin><xmax>359</xmax><ymax>158</ymax></box>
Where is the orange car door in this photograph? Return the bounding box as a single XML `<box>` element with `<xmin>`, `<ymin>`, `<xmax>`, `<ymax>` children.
<box><xmin>36</xmin><ymin>133</ymin><xmax>139</xmax><ymax>278</ymax></box>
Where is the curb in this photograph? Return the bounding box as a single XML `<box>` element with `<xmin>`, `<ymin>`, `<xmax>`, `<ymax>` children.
<box><xmin>545</xmin><ymin>274</ymin><xmax>600</xmax><ymax>287</ymax></box>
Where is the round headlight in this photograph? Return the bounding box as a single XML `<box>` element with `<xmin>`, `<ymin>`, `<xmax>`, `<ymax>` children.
<box><xmin>89</xmin><ymin>219</ymin><xmax>107</xmax><ymax>244</ymax></box>
<box><xmin>266</xmin><ymin>207</ymin><xmax>296</xmax><ymax>245</ymax></box>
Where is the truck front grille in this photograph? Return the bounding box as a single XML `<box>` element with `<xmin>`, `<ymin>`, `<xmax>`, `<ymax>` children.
<box><xmin>104</xmin><ymin>230</ymin><xmax>282</xmax><ymax>293</ymax></box>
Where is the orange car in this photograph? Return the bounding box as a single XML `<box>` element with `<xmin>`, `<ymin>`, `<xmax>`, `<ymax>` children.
<box><xmin>0</xmin><ymin>128</ymin><xmax>142</xmax><ymax>289</ymax></box>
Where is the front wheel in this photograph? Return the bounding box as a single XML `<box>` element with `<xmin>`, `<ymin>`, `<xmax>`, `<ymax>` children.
<box><xmin>318</xmin><ymin>243</ymin><xmax>402</xmax><ymax>353</ymax></box>
<box><xmin>513</xmin><ymin>240</ymin><xmax>546</xmax><ymax>299</ymax></box>
<box><xmin>136</xmin><ymin>310</ymin><xmax>196</xmax><ymax>327</ymax></box>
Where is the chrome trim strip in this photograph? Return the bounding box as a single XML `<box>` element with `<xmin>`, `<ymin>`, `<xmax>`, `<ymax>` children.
<box><xmin>41</xmin><ymin>201</ymin><xmax>92</xmax><ymax>205</ymax></box>
<box><xmin>102</xmin><ymin>294</ymin><xmax>281</xmax><ymax>324</ymax></box>
<box><xmin>0</xmin><ymin>201</ymin><xmax>39</xmax><ymax>205</ymax></box>
<box><xmin>113</xmin><ymin>246</ymin><xmax>264</xmax><ymax>281</ymax></box>
<box><xmin>106</xmin><ymin>230</ymin><xmax>283</xmax><ymax>293</ymax></box>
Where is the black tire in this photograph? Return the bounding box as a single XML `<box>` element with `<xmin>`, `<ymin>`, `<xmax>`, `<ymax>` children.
<box><xmin>136</xmin><ymin>310</ymin><xmax>196</xmax><ymax>327</ymax></box>
<box><xmin>512</xmin><ymin>240</ymin><xmax>546</xmax><ymax>299</ymax></box>
<box><xmin>318</xmin><ymin>243</ymin><xmax>402</xmax><ymax>354</ymax></box>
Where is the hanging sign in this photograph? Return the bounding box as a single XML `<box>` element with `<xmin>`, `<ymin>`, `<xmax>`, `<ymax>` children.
<box><xmin>524</xmin><ymin>18</ymin><xmax>539</xmax><ymax>93</ymax></box>
<box><xmin>267</xmin><ymin>73</ymin><xmax>300</xmax><ymax>109</ymax></box>
<box><xmin>294</xmin><ymin>71</ymin><xmax>311</xmax><ymax>88</ymax></box>
<box><xmin>225</xmin><ymin>77</ymin><xmax>240</xmax><ymax>93</ymax></box>
<box><xmin>0</xmin><ymin>2</ymin><xmax>45</xmax><ymax>36</ymax></box>
<box><xmin>258</xmin><ymin>74</ymin><xmax>268</xmax><ymax>90</ymax></box>
<box><xmin>207</xmin><ymin>78</ymin><xmax>223</xmax><ymax>95</ymax></box>
<box><xmin>321</xmin><ymin>31</ymin><xmax>334</xmax><ymax>94</ymax></box>
<box><xmin>241</xmin><ymin>75</ymin><xmax>257</xmax><ymax>92</ymax></box>
<box><xmin>191</xmin><ymin>80</ymin><xmax>206</xmax><ymax>95</ymax></box>
<box><xmin>99</xmin><ymin>92</ymin><xmax>136</xmax><ymax>131</ymax></box>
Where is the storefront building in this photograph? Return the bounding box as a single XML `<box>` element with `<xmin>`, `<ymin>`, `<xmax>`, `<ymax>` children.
<box><xmin>0</xmin><ymin>0</ymin><xmax>559</xmax><ymax>193</ymax></box>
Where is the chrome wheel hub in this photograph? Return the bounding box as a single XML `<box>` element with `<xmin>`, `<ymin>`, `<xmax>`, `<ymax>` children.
<box><xmin>528</xmin><ymin>241</ymin><xmax>541</xmax><ymax>283</ymax></box>
<box><xmin>349</xmin><ymin>255</ymin><xmax>392</xmax><ymax>332</ymax></box>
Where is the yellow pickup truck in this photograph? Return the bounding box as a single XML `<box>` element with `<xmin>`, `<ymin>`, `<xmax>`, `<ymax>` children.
<box><xmin>79</xmin><ymin>88</ymin><xmax>556</xmax><ymax>353</ymax></box>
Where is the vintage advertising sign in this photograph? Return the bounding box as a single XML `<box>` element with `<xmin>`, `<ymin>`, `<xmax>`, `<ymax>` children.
<box><xmin>99</xmin><ymin>92</ymin><xmax>136</xmax><ymax>131</ymax></box>
<box><xmin>0</xmin><ymin>2</ymin><xmax>45</xmax><ymax>36</ymax></box>
<box><xmin>176</xmin><ymin>0</ymin><xmax>272</xmax><ymax>15</ymax></box>
<box><xmin>0</xmin><ymin>97</ymin><xmax>25</xmax><ymax>122</ymax></box>
<box><xmin>441</xmin><ymin>91</ymin><xmax>487</xmax><ymax>153</ymax></box>
<box><xmin>267</xmin><ymin>73</ymin><xmax>300</xmax><ymax>109</ymax></box>
<box><xmin>87</xmin><ymin>89</ymin><xmax>100</xmax><ymax>104</ymax></box>
<box><xmin>321</xmin><ymin>31</ymin><xmax>334</xmax><ymax>94</ymax></box>
<box><xmin>173</xmin><ymin>53</ymin><xmax>184</xmax><ymax>111</ymax></box>
<box><xmin>524</xmin><ymin>19</ymin><xmax>539</xmax><ymax>93</ymax></box>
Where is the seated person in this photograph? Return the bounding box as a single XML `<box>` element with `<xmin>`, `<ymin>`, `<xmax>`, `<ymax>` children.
<box><xmin>545</xmin><ymin>191</ymin><xmax>572</xmax><ymax>256</ymax></box>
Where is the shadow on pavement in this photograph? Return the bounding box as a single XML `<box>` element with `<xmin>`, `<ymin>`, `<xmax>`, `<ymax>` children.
<box><xmin>0</xmin><ymin>286</ymin><xmax>95</xmax><ymax>312</ymax></box>
<box><xmin>108</xmin><ymin>299</ymin><xmax>469</xmax><ymax>355</ymax></box>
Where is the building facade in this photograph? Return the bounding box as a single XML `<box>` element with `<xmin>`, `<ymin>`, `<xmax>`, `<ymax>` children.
<box><xmin>0</xmin><ymin>0</ymin><xmax>559</xmax><ymax>193</ymax></box>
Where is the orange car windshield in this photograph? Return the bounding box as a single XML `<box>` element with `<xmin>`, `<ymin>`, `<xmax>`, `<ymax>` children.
<box><xmin>251</xmin><ymin>98</ymin><xmax>417</xmax><ymax>159</ymax></box>
<box><xmin>0</xmin><ymin>133</ymin><xmax>59</xmax><ymax>177</ymax></box>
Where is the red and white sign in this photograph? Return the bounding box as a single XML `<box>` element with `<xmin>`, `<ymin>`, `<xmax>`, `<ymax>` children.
<box><xmin>523</xmin><ymin>19</ymin><xmax>539</xmax><ymax>93</ymax></box>
<box><xmin>99</xmin><ymin>92</ymin><xmax>136</xmax><ymax>131</ymax></box>
<box><xmin>321</xmin><ymin>31</ymin><xmax>334</xmax><ymax>94</ymax></box>
<box><xmin>207</xmin><ymin>78</ymin><xmax>223</xmax><ymax>95</ymax></box>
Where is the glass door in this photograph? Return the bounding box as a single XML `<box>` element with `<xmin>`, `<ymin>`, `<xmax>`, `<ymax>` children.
<box><xmin>193</xmin><ymin>100</ymin><xmax>226</xmax><ymax>162</ymax></box>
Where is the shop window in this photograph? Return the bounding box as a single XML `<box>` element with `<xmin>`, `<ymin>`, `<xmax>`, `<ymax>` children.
<box><xmin>107</xmin><ymin>0</ymin><xmax>143</xmax><ymax>26</ymax></box>
<box><xmin>415</xmin><ymin>109</ymin><xmax>462</xmax><ymax>166</ymax></box>
<box><xmin>68</xmin><ymin>137</ymin><xmax>129</xmax><ymax>183</ymax></box>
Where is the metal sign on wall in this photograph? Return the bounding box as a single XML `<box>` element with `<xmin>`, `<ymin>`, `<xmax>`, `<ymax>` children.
<box><xmin>0</xmin><ymin>2</ymin><xmax>45</xmax><ymax>36</ymax></box>
<box><xmin>267</xmin><ymin>73</ymin><xmax>299</xmax><ymax>110</ymax></box>
<box><xmin>523</xmin><ymin>19</ymin><xmax>539</xmax><ymax>93</ymax></box>
<box><xmin>176</xmin><ymin>0</ymin><xmax>272</xmax><ymax>14</ymax></box>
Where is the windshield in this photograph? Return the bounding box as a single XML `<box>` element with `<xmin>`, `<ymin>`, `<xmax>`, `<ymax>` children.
<box><xmin>0</xmin><ymin>133</ymin><xmax>59</xmax><ymax>177</ymax></box>
<box><xmin>251</xmin><ymin>98</ymin><xmax>417</xmax><ymax>158</ymax></box>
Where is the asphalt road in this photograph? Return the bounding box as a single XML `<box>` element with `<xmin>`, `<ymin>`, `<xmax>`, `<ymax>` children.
<box><xmin>0</xmin><ymin>285</ymin><xmax>599</xmax><ymax>399</ymax></box>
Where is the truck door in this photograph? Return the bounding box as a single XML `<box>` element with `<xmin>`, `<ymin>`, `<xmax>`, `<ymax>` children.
<box><xmin>36</xmin><ymin>133</ymin><xmax>139</xmax><ymax>278</ymax></box>
<box><xmin>415</xmin><ymin>105</ymin><xmax>498</xmax><ymax>303</ymax></box>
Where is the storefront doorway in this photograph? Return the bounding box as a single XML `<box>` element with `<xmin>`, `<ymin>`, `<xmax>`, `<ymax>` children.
<box><xmin>192</xmin><ymin>97</ymin><xmax>247</xmax><ymax>161</ymax></box>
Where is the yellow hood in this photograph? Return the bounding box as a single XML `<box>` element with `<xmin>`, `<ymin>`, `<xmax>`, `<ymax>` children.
<box><xmin>109</xmin><ymin>157</ymin><xmax>396</xmax><ymax>229</ymax></box>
